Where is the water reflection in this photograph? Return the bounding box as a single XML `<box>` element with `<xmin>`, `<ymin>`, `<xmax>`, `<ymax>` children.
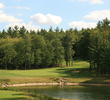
<box><xmin>20</xmin><ymin>86</ymin><xmax>110</xmax><ymax>100</ymax></box>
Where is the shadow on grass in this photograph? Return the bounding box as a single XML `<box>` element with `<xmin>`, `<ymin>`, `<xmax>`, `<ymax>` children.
<box><xmin>11</xmin><ymin>93</ymin><xmax>25</xmax><ymax>96</ymax></box>
<box><xmin>55</xmin><ymin>66</ymin><xmax>110</xmax><ymax>84</ymax></box>
<box><xmin>0</xmin><ymin>97</ymin><xmax>28</xmax><ymax>100</ymax></box>
<box><xmin>57</xmin><ymin>67</ymin><xmax>95</xmax><ymax>78</ymax></box>
<box><xmin>0</xmin><ymin>93</ymin><xmax>27</xmax><ymax>100</ymax></box>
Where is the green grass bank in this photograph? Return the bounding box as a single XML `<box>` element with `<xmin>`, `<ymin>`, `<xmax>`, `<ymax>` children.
<box><xmin>0</xmin><ymin>90</ymin><xmax>68</xmax><ymax>100</ymax></box>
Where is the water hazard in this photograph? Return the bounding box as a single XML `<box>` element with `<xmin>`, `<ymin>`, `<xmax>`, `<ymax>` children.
<box><xmin>20</xmin><ymin>85</ymin><xmax>110</xmax><ymax>100</ymax></box>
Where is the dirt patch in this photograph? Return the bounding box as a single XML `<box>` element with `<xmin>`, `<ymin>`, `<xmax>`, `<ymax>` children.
<box><xmin>71</xmin><ymin>71</ymin><xmax>80</xmax><ymax>73</ymax></box>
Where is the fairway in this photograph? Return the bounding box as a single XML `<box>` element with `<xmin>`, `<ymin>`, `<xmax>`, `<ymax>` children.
<box><xmin>0</xmin><ymin>60</ymin><xmax>110</xmax><ymax>85</ymax></box>
<box><xmin>0</xmin><ymin>61</ymin><xmax>89</xmax><ymax>77</ymax></box>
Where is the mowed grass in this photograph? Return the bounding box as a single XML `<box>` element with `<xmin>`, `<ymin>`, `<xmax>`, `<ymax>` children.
<box><xmin>0</xmin><ymin>91</ymin><xmax>64</xmax><ymax>100</ymax></box>
<box><xmin>0</xmin><ymin>91</ymin><xmax>27</xmax><ymax>100</ymax></box>
<box><xmin>0</xmin><ymin>61</ymin><xmax>89</xmax><ymax>77</ymax></box>
<box><xmin>0</xmin><ymin>60</ymin><xmax>110</xmax><ymax>84</ymax></box>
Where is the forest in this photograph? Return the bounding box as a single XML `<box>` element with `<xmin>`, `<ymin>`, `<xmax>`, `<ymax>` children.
<box><xmin>0</xmin><ymin>18</ymin><xmax>110</xmax><ymax>77</ymax></box>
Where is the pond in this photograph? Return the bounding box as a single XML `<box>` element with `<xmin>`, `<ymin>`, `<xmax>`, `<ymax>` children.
<box><xmin>19</xmin><ymin>85</ymin><xmax>110</xmax><ymax>100</ymax></box>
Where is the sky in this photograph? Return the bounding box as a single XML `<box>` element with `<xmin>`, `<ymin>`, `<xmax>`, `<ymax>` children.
<box><xmin>0</xmin><ymin>0</ymin><xmax>110</xmax><ymax>31</ymax></box>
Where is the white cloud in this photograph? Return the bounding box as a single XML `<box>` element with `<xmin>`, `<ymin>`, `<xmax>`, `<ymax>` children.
<box><xmin>0</xmin><ymin>10</ymin><xmax>3</xmax><ymax>13</ymax></box>
<box><xmin>18</xmin><ymin>14</ymin><xmax>23</xmax><ymax>16</ymax></box>
<box><xmin>0</xmin><ymin>10</ymin><xmax>23</xmax><ymax>22</ymax></box>
<box><xmin>68</xmin><ymin>21</ymin><xmax>97</xmax><ymax>29</ymax></box>
<box><xmin>70</xmin><ymin>0</ymin><xmax>104</xmax><ymax>4</ymax></box>
<box><xmin>84</xmin><ymin>10</ymin><xmax>110</xmax><ymax>20</ymax></box>
<box><xmin>25</xmin><ymin>7</ymin><xmax>30</xmax><ymax>10</ymax></box>
<box><xmin>16</xmin><ymin>6</ymin><xmax>30</xmax><ymax>10</ymax></box>
<box><xmin>31</xmin><ymin>13</ymin><xmax>62</xmax><ymax>25</ymax></box>
<box><xmin>29</xmin><ymin>21</ymin><xmax>34</xmax><ymax>24</ymax></box>
<box><xmin>70</xmin><ymin>0</ymin><xmax>87</xmax><ymax>2</ymax></box>
<box><xmin>6</xmin><ymin>23</ymin><xmax>40</xmax><ymax>31</ymax></box>
<box><xmin>90</xmin><ymin>0</ymin><xmax>103</xmax><ymax>4</ymax></box>
<box><xmin>78</xmin><ymin>0</ymin><xmax>87</xmax><ymax>1</ymax></box>
<box><xmin>0</xmin><ymin>3</ymin><xmax>5</xmax><ymax>9</ymax></box>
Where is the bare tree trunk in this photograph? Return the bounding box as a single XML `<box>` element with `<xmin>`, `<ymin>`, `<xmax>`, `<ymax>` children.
<box><xmin>101</xmin><ymin>69</ymin><xmax>103</xmax><ymax>75</ymax></box>
<box><xmin>29</xmin><ymin>63</ymin><xmax>31</xmax><ymax>69</ymax></box>
<box><xmin>15</xmin><ymin>59</ymin><xmax>18</xmax><ymax>69</ymax></box>
<box><xmin>71</xmin><ymin>60</ymin><xmax>73</xmax><ymax>66</ymax></box>
<box><xmin>5</xmin><ymin>59</ymin><xmax>7</xmax><ymax>70</ymax></box>
<box><xmin>66</xmin><ymin>61</ymin><xmax>68</xmax><ymax>66</ymax></box>
<box><xmin>16</xmin><ymin>63</ymin><xmax>17</xmax><ymax>69</ymax></box>
<box><xmin>90</xmin><ymin>60</ymin><xmax>92</xmax><ymax>71</ymax></box>
<box><xmin>94</xmin><ymin>63</ymin><xmax>96</xmax><ymax>70</ymax></box>
<box><xmin>25</xmin><ymin>51</ymin><xmax>27</xmax><ymax>70</ymax></box>
<box><xmin>5</xmin><ymin>40</ymin><xmax>8</xmax><ymax>70</ymax></box>
<box><xmin>69</xmin><ymin>61</ymin><xmax>70</xmax><ymax>66</ymax></box>
<box><xmin>25</xmin><ymin>62</ymin><xmax>26</xmax><ymax>70</ymax></box>
<box><xmin>43</xmin><ymin>65</ymin><xmax>44</xmax><ymax>69</ymax></box>
<box><xmin>108</xmin><ymin>70</ymin><xmax>110</xmax><ymax>79</ymax></box>
<box><xmin>97</xmin><ymin>63</ymin><xmax>99</xmax><ymax>76</ymax></box>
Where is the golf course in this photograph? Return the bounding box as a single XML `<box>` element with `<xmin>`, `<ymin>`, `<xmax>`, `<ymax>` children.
<box><xmin>0</xmin><ymin>59</ymin><xmax>110</xmax><ymax>100</ymax></box>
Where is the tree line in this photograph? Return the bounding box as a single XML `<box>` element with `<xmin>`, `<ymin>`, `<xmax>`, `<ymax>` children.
<box><xmin>0</xmin><ymin>26</ymin><xmax>75</xmax><ymax>70</ymax></box>
<box><xmin>75</xmin><ymin>18</ymin><xmax>110</xmax><ymax>78</ymax></box>
<box><xmin>0</xmin><ymin>18</ymin><xmax>110</xmax><ymax>78</ymax></box>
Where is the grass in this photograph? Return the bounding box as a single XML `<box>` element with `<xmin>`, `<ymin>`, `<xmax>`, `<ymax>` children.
<box><xmin>0</xmin><ymin>89</ymin><xmax>67</xmax><ymax>100</ymax></box>
<box><xmin>0</xmin><ymin>59</ymin><xmax>110</xmax><ymax>85</ymax></box>
<box><xmin>0</xmin><ymin>90</ymin><xmax>27</xmax><ymax>100</ymax></box>
<box><xmin>0</xmin><ymin>59</ymin><xmax>110</xmax><ymax>100</ymax></box>
<box><xmin>0</xmin><ymin>61</ymin><xmax>89</xmax><ymax>77</ymax></box>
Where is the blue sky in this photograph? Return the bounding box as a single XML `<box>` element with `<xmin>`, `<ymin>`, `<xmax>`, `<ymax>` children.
<box><xmin>0</xmin><ymin>0</ymin><xmax>110</xmax><ymax>31</ymax></box>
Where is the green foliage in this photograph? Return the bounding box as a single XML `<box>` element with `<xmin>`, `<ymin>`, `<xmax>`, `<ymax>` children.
<box><xmin>88</xmin><ymin>18</ymin><xmax>110</xmax><ymax>77</ymax></box>
<box><xmin>62</xmin><ymin>29</ymin><xmax>75</xmax><ymax>66</ymax></box>
<box><xmin>52</xmin><ymin>38</ymin><xmax>64</xmax><ymax>66</ymax></box>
